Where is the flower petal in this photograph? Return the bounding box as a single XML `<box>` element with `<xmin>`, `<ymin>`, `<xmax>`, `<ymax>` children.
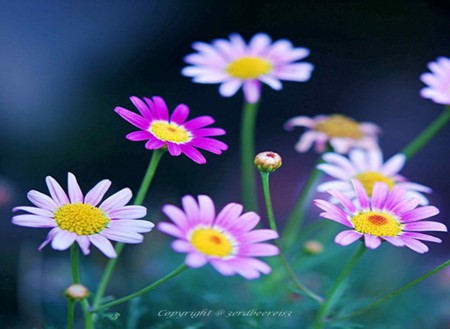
<box><xmin>334</xmin><ymin>230</ymin><xmax>362</xmax><ymax>246</ymax></box>
<box><xmin>99</xmin><ymin>188</ymin><xmax>132</xmax><ymax>212</ymax></box>
<box><xmin>68</xmin><ymin>173</ymin><xmax>84</xmax><ymax>203</ymax></box>
<box><xmin>84</xmin><ymin>179</ymin><xmax>112</xmax><ymax>207</ymax></box>
<box><xmin>45</xmin><ymin>176</ymin><xmax>70</xmax><ymax>206</ymax></box>
<box><xmin>89</xmin><ymin>235</ymin><xmax>117</xmax><ymax>258</ymax></box>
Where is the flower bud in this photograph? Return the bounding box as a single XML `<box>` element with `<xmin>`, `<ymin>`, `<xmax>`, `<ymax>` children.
<box><xmin>254</xmin><ymin>152</ymin><xmax>282</xmax><ymax>173</ymax></box>
<box><xmin>65</xmin><ymin>284</ymin><xmax>89</xmax><ymax>301</ymax></box>
<box><xmin>303</xmin><ymin>240</ymin><xmax>324</xmax><ymax>255</ymax></box>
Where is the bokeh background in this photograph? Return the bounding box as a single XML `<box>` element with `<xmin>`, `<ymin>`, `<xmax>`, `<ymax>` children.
<box><xmin>1</xmin><ymin>1</ymin><xmax>449</xmax><ymax>328</ymax></box>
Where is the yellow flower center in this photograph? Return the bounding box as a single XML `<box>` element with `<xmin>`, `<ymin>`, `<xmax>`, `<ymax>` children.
<box><xmin>226</xmin><ymin>57</ymin><xmax>272</xmax><ymax>79</ymax></box>
<box><xmin>150</xmin><ymin>121</ymin><xmax>191</xmax><ymax>144</ymax></box>
<box><xmin>354</xmin><ymin>171</ymin><xmax>395</xmax><ymax>196</ymax></box>
<box><xmin>54</xmin><ymin>203</ymin><xmax>110</xmax><ymax>236</ymax></box>
<box><xmin>351</xmin><ymin>211</ymin><xmax>402</xmax><ymax>237</ymax></box>
<box><xmin>315</xmin><ymin>115</ymin><xmax>364</xmax><ymax>139</ymax></box>
<box><xmin>190</xmin><ymin>228</ymin><xmax>234</xmax><ymax>257</ymax></box>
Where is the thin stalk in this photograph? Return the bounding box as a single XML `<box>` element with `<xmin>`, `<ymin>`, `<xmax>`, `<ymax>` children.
<box><xmin>313</xmin><ymin>244</ymin><xmax>366</xmax><ymax>329</ymax></box>
<box><xmin>70</xmin><ymin>245</ymin><xmax>93</xmax><ymax>329</ymax></box>
<box><xmin>240</xmin><ymin>101</ymin><xmax>260</xmax><ymax>211</ymax></box>
<box><xmin>93</xmin><ymin>149</ymin><xmax>164</xmax><ymax>310</ymax></box>
<box><xmin>67</xmin><ymin>299</ymin><xmax>75</xmax><ymax>329</ymax></box>
<box><xmin>334</xmin><ymin>258</ymin><xmax>450</xmax><ymax>321</ymax></box>
<box><xmin>283</xmin><ymin>160</ymin><xmax>323</xmax><ymax>249</ymax></box>
<box><xmin>91</xmin><ymin>264</ymin><xmax>188</xmax><ymax>313</ymax></box>
<box><xmin>401</xmin><ymin>106</ymin><xmax>450</xmax><ymax>159</ymax></box>
<box><xmin>259</xmin><ymin>172</ymin><xmax>323</xmax><ymax>304</ymax></box>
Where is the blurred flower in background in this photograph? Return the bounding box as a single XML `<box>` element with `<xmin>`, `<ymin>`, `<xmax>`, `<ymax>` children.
<box><xmin>420</xmin><ymin>56</ymin><xmax>450</xmax><ymax>105</ymax></box>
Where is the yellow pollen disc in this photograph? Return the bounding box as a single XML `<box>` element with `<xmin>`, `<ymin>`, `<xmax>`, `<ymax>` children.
<box><xmin>315</xmin><ymin>115</ymin><xmax>364</xmax><ymax>139</ymax></box>
<box><xmin>54</xmin><ymin>203</ymin><xmax>110</xmax><ymax>236</ymax></box>
<box><xmin>351</xmin><ymin>211</ymin><xmax>402</xmax><ymax>237</ymax></box>
<box><xmin>226</xmin><ymin>57</ymin><xmax>272</xmax><ymax>79</ymax></box>
<box><xmin>150</xmin><ymin>121</ymin><xmax>191</xmax><ymax>143</ymax></box>
<box><xmin>190</xmin><ymin>228</ymin><xmax>233</xmax><ymax>257</ymax></box>
<box><xmin>355</xmin><ymin>171</ymin><xmax>395</xmax><ymax>196</ymax></box>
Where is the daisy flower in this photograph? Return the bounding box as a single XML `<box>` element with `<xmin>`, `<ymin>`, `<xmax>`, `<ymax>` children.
<box><xmin>12</xmin><ymin>173</ymin><xmax>154</xmax><ymax>258</ymax></box>
<box><xmin>158</xmin><ymin>195</ymin><xmax>279</xmax><ymax>279</ymax></box>
<box><xmin>182</xmin><ymin>33</ymin><xmax>313</xmax><ymax>104</ymax></box>
<box><xmin>284</xmin><ymin>114</ymin><xmax>380</xmax><ymax>154</ymax></box>
<box><xmin>420</xmin><ymin>56</ymin><xmax>450</xmax><ymax>105</ymax></box>
<box><xmin>314</xmin><ymin>179</ymin><xmax>446</xmax><ymax>253</ymax></box>
<box><xmin>317</xmin><ymin>148</ymin><xmax>431</xmax><ymax>205</ymax></box>
<box><xmin>115</xmin><ymin>96</ymin><xmax>228</xmax><ymax>164</ymax></box>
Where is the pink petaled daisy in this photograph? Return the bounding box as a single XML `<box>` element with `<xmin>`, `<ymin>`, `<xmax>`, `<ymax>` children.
<box><xmin>317</xmin><ymin>149</ymin><xmax>431</xmax><ymax>205</ymax></box>
<box><xmin>115</xmin><ymin>96</ymin><xmax>228</xmax><ymax>164</ymax></box>
<box><xmin>284</xmin><ymin>114</ymin><xmax>381</xmax><ymax>154</ymax></box>
<box><xmin>420</xmin><ymin>56</ymin><xmax>450</xmax><ymax>105</ymax></box>
<box><xmin>182</xmin><ymin>33</ymin><xmax>313</xmax><ymax>104</ymax></box>
<box><xmin>158</xmin><ymin>195</ymin><xmax>279</xmax><ymax>279</ymax></box>
<box><xmin>12</xmin><ymin>173</ymin><xmax>154</xmax><ymax>258</ymax></box>
<box><xmin>314</xmin><ymin>179</ymin><xmax>446</xmax><ymax>253</ymax></box>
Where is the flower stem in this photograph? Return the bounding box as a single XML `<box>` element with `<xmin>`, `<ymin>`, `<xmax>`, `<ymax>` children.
<box><xmin>92</xmin><ymin>149</ymin><xmax>164</xmax><ymax>311</ymax></box>
<box><xmin>91</xmin><ymin>264</ymin><xmax>188</xmax><ymax>313</ymax></box>
<box><xmin>333</xmin><ymin>258</ymin><xmax>450</xmax><ymax>322</ymax></box>
<box><xmin>401</xmin><ymin>106</ymin><xmax>450</xmax><ymax>159</ymax></box>
<box><xmin>282</xmin><ymin>159</ymin><xmax>323</xmax><ymax>249</ymax></box>
<box><xmin>241</xmin><ymin>101</ymin><xmax>260</xmax><ymax>211</ymax></box>
<box><xmin>67</xmin><ymin>299</ymin><xmax>75</xmax><ymax>329</ymax></box>
<box><xmin>313</xmin><ymin>244</ymin><xmax>366</xmax><ymax>329</ymax></box>
<box><xmin>70</xmin><ymin>245</ymin><xmax>94</xmax><ymax>329</ymax></box>
<box><xmin>259</xmin><ymin>172</ymin><xmax>323</xmax><ymax>304</ymax></box>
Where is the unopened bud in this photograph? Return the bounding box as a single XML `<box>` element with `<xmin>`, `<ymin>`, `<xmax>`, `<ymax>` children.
<box><xmin>65</xmin><ymin>284</ymin><xmax>89</xmax><ymax>301</ymax></box>
<box><xmin>254</xmin><ymin>152</ymin><xmax>282</xmax><ymax>173</ymax></box>
<box><xmin>304</xmin><ymin>240</ymin><xmax>324</xmax><ymax>255</ymax></box>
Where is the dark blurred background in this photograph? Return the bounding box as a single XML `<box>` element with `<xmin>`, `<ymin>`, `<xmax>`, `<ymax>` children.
<box><xmin>1</xmin><ymin>1</ymin><xmax>449</xmax><ymax>328</ymax></box>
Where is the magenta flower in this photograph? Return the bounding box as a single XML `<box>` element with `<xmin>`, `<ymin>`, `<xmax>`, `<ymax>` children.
<box><xmin>314</xmin><ymin>179</ymin><xmax>446</xmax><ymax>253</ymax></box>
<box><xmin>182</xmin><ymin>33</ymin><xmax>313</xmax><ymax>103</ymax></box>
<box><xmin>420</xmin><ymin>56</ymin><xmax>450</xmax><ymax>105</ymax></box>
<box><xmin>115</xmin><ymin>96</ymin><xmax>228</xmax><ymax>164</ymax></box>
<box><xmin>12</xmin><ymin>173</ymin><xmax>154</xmax><ymax>258</ymax></box>
<box><xmin>317</xmin><ymin>149</ymin><xmax>431</xmax><ymax>205</ymax></box>
<box><xmin>158</xmin><ymin>195</ymin><xmax>279</xmax><ymax>279</ymax></box>
<box><xmin>285</xmin><ymin>114</ymin><xmax>380</xmax><ymax>154</ymax></box>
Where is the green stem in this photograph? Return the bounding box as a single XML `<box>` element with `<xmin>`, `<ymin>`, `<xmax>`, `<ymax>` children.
<box><xmin>67</xmin><ymin>299</ymin><xmax>75</xmax><ymax>329</ymax></box>
<box><xmin>93</xmin><ymin>149</ymin><xmax>164</xmax><ymax>310</ymax></box>
<box><xmin>401</xmin><ymin>107</ymin><xmax>450</xmax><ymax>159</ymax></box>
<box><xmin>259</xmin><ymin>172</ymin><xmax>323</xmax><ymax>304</ymax></box>
<box><xmin>313</xmin><ymin>244</ymin><xmax>366</xmax><ymax>329</ymax></box>
<box><xmin>334</xmin><ymin>258</ymin><xmax>450</xmax><ymax>321</ymax></box>
<box><xmin>240</xmin><ymin>101</ymin><xmax>260</xmax><ymax>211</ymax></box>
<box><xmin>70</xmin><ymin>245</ymin><xmax>93</xmax><ymax>329</ymax></box>
<box><xmin>91</xmin><ymin>264</ymin><xmax>188</xmax><ymax>313</ymax></box>
<box><xmin>283</xmin><ymin>160</ymin><xmax>323</xmax><ymax>249</ymax></box>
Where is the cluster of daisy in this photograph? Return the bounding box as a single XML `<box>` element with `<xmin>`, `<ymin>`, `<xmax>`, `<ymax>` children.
<box><xmin>11</xmin><ymin>33</ymin><xmax>450</xmax><ymax>291</ymax></box>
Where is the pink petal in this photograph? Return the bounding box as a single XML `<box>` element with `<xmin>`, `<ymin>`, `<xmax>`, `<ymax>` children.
<box><xmin>219</xmin><ymin>79</ymin><xmax>243</xmax><ymax>97</ymax></box>
<box><xmin>327</xmin><ymin>190</ymin><xmax>357</xmax><ymax>213</ymax></box>
<box><xmin>76</xmin><ymin>236</ymin><xmax>91</xmax><ymax>255</ymax></box>
<box><xmin>180</xmin><ymin>144</ymin><xmax>207</xmax><ymax>164</ymax></box>
<box><xmin>84</xmin><ymin>179</ymin><xmax>112</xmax><ymax>206</ymax></box>
<box><xmin>27</xmin><ymin>190</ymin><xmax>57</xmax><ymax>211</ymax></box>
<box><xmin>383</xmin><ymin>236</ymin><xmax>405</xmax><ymax>247</ymax></box>
<box><xmin>210</xmin><ymin>259</ymin><xmax>236</xmax><ymax>276</ymax></box>
<box><xmin>371</xmin><ymin>182</ymin><xmax>389</xmax><ymax>211</ymax></box>
<box><xmin>314</xmin><ymin>199</ymin><xmax>349</xmax><ymax>222</ymax></box>
<box><xmin>100</xmin><ymin>229</ymin><xmax>143</xmax><ymax>244</ymax></box>
<box><xmin>162</xmin><ymin>204</ymin><xmax>190</xmax><ymax>230</ymax></box>
<box><xmin>197</xmin><ymin>195</ymin><xmax>216</xmax><ymax>225</ymax></box>
<box><xmin>228</xmin><ymin>212</ymin><xmax>260</xmax><ymax>235</ymax></box>
<box><xmin>242</xmin><ymin>80</ymin><xmax>261</xmax><ymax>104</ymax></box>
<box><xmin>401</xmin><ymin>232</ymin><xmax>441</xmax><ymax>243</ymax></box>
<box><xmin>401</xmin><ymin>206</ymin><xmax>439</xmax><ymax>222</ymax></box>
<box><xmin>364</xmin><ymin>235</ymin><xmax>381</xmax><ymax>249</ymax></box>
<box><xmin>181</xmin><ymin>195</ymin><xmax>200</xmax><ymax>222</ymax></box>
<box><xmin>284</xmin><ymin>116</ymin><xmax>316</xmax><ymax>130</ymax></box>
<box><xmin>99</xmin><ymin>188</ymin><xmax>132</xmax><ymax>212</ymax></box>
<box><xmin>214</xmin><ymin>203</ymin><xmax>243</xmax><ymax>230</ymax></box>
<box><xmin>51</xmin><ymin>231</ymin><xmax>77</xmax><ymax>251</ymax></box>
<box><xmin>185</xmin><ymin>252</ymin><xmax>208</xmax><ymax>268</ymax></box>
<box><xmin>109</xmin><ymin>219</ymin><xmax>154</xmax><ymax>233</ymax></box>
<box><xmin>45</xmin><ymin>176</ymin><xmax>70</xmax><ymax>206</ymax></box>
<box><xmin>38</xmin><ymin>227</ymin><xmax>61</xmax><ymax>251</ymax></box>
<box><xmin>349</xmin><ymin>149</ymin><xmax>368</xmax><ymax>172</ymax></box>
<box><xmin>390</xmin><ymin>197</ymin><xmax>420</xmax><ymax>215</ymax></box>
<box><xmin>259</xmin><ymin>75</ymin><xmax>282</xmax><ymax>90</ymax></box>
<box><xmin>274</xmin><ymin>63</ymin><xmax>314</xmax><ymax>81</ymax></box>
<box><xmin>381</xmin><ymin>154</ymin><xmax>405</xmax><ymax>176</ymax></box>
<box><xmin>190</xmin><ymin>138</ymin><xmax>228</xmax><ymax>154</ymax></box>
<box><xmin>152</xmin><ymin>96</ymin><xmax>169</xmax><ymax>121</ymax></box>
<box><xmin>295</xmin><ymin>131</ymin><xmax>322</xmax><ymax>152</ymax></box>
<box><xmin>183</xmin><ymin>116</ymin><xmax>215</xmax><ymax>130</ymax></box>
<box><xmin>383</xmin><ymin>186</ymin><xmax>405</xmax><ymax>212</ymax></box>
<box><xmin>167</xmin><ymin>142</ymin><xmax>182</xmax><ymax>156</ymax></box>
<box><xmin>238</xmin><ymin>243</ymin><xmax>279</xmax><ymax>257</ymax></box>
<box><xmin>126</xmin><ymin>131</ymin><xmax>152</xmax><ymax>141</ymax></box>
<box><xmin>351</xmin><ymin>179</ymin><xmax>370</xmax><ymax>210</ymax></box>
<box><xmin>68</xmin><ymin>173</ymin><xmax>84</xmax><ymax>203</ymax></box>
<box><xmin>171</xmin><ymin>239</ymin><xmax>192</xmax><ymax>252</ymax></box>
<box><xmin>401</xmin><ymin>237</ymin><xmax>429</xmax><ymax>253</ymax></box>
<box><xmin>248</xmin><ymin>33</ymin><xmax>271</xmax><ymax>54</ymax></box>
<box><xmin>114</xmin><ymin>107</ymin><xmax>149</xmax><ymax>130</ymax></box>
<box><xmin>13</xmin><ymin>206</ymin><xmax>53</xmax><ymax>217</ymax></box>
<box><xmin>108</xmin><ymin>205</ymin><xmax>147</xmax><ymax>219</ymax></box>
<box><xmin>322</xmin><ymin>152</ymin><xmax>357</xmax><ymax>175</ymax></box>
<box><xmin>170</xmin><ymin>104</ymin><xmax>190</xmax><ymax>125</ymax></box>
<box><xmin>89</xmin><ymin>235</ymin><xmax>117</xmax><ymax>258</ymax></box>
<box><xmin>403</xmin><ymin>221</ymin><xmax>447</xmax><ymax>232</ymax></box>
<box><xmin>238</xmin><ymin>229</ymin><xmax>278</xmax><ymax>244</ymax></box>
<box><xmin>158</xmin><ymin>222</ymin><xmax>185</xmax><ymax>238</ymax></box>
<box><xmin>334</xmin><ymin>230</ymin><xmax>362</xmax><ymax>246</ymax></box>
<box><xmin>12</xmin><ymin>215</ymin><xmax>56</xmax><ymax>228</ymax></box>
<box><xmin>145</xmin><ymin>138</ymin><xmax>165</xmax><ymax>150</ymax></box>
<box><xmin>130</xmin><ymin>96</ymin><xmax>152</xmax><ymax>120</ymax></box>
<box><xmin>193</xmin><ymin>128</ymin><xmax>226</xmax><ymax>137</ymax></box>
<box><xmin>317</xmin><ymin>164</ymin><xmax>350</xmax><ymax>180</ymax></box>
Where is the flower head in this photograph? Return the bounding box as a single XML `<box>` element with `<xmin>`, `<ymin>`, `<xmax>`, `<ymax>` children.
<box><xmin>314</xmin><ymin>179</ymin><xmax>446</xmax><ymax>253</ymax></box>
<box><xmin>420</xmin><ymin>56</ymin><xmax>450</xmax><ymax>105</ymax></box>
<box><xmin>317</xmin><ymin>149</ymin><xmax>431</xmax><ymax>205</ymax></box>
<box><xmin>158</xmin><ymin>195</ymin><xmax>279</xmax><ymax>279</ymax></box>
<box><xmin>254</xmin><ymin>151</ymin><xmax>282</xmax><ymax>173</ymax></box>
<box><xmin>12</xmin><ymin>173</ymin><xmax>154</xmax><ymax>258</ymax></box>
<box><xmin>115</xmin><ymin>96</ymin><xmax>228</xmax><ymax>164</ymax></box>
<box><xmin>285</xmin><ymin>114</ymin><xmax>380</xmax><ymax>154</ymax></box>
<box><xmin>182</xmin><ymin>33</ymin><xmax>313</xmax><ymax>103</ymax></box>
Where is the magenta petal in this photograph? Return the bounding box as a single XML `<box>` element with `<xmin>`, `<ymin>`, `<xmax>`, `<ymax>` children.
<box><xmin>179</xmin><ymin>144</ymin><xmax>207</xmax><ymax>164</ymax></box>
<box><xmin>230</xmin><ymin>212</ymin><xmax>260</xmax><ymax>235</ymax></box>
<box><xmin>238</xmin><ymin>229</ymin><xmax>279</xmax><ymax>244</ymax></box>
<box><xmin>190</xmin><ymin>138</ymin><xmax>228</xmax><ymax>154</ymax></box>
<box><xmin>364</xmin><ymin>235</ymin><xmax>381</xmax><ymax>249</ymax></box>
<box><xmin>239</xmin><ymin>243</ymin><xmax>279</xmax><ymax>257</ymax></box>
<box><xmin>126</xmin><ymin>131</ymin><xmax>152</xmax><ymax>141</ymax></box>
<box><xmin>170</xmin><ymin>104</ymin><xmax>190</xmax><ymax>124</ymax></box>
<box><xmin>215</xmin><ymin>203</ymin><xmax>243</xmax><ymax>230</ymax></box>
<box><xmin>371</xmin><ymin>182</ymin><xmax>389</xmax><ymax>210</ymax></box>
<box><xmin>152</xmin><ymin>96</ymin><xmax>169</xmax><ymax>121</ymax></box>
<box><xmin>401</xmin><ymin>237</ymin><xmax>429</xmax><ymax>253</ymax></box>
<box><xmin>183</xmin><ymin>116</ymin><xmax>215</xmax><ymax>130</ymax></box>
<box><xmin>401</xmin><ymin>206</ymin><xmax>439</xmax><ymax>222</ymax></box>
<box><xmin>84</xmin><ymin>179</ymin><xmax>112</xmax><ymax>207</ymax></box>
<box><xmin>351</xmin><ymin>179</ymin><xmax>370</xmax><ymax>210</ymax></box>
<box><xmin>145</xmin><ymin>138</ymin><xmax>165</xmax><ymax>150</ymax></box>
<box><xmin>401</xmin><ymin>232</ymin><xmax>441</xmax><ymax>243</ymax></box>
<box><xmin>89</xmin><ymin>235</ymin><xmax>117</xmax><ymax>258</ymax></box>
<box><xmin>390</xmin><ymin>198</ymin><xmax>421</xmax><ymax>216</ymax></box>
<box><xmin>130</xmin><ymin>96</ymin><xmax>152</xmax><ymax>120</ymax></box>
<box><xmin>383</xmin><ymin>186</ymin><xmax>405</xmax><ymax>212</ymax></box>
<box><xmin>185</xmin><ymin>252</ymin><xmax>208</xmax><ymax>268</ymax></box>
<box><xmin>167</xmin><ymin>142</ymin><xmax>182</xmax><ymax>156</ymax></box>
<box><xmin>328</xmin><ymin>190</ymin><xmax>357</xmax><ymax>213</ymax></box>
<box><xmin>193</xmin><ymin>128</ymin><xmax>226</xmax><ymax>137</ymax></box>
<box><xmin>314</xmin><ymin>199</ymin><xmax>349</xmax><ymax>222</ymax></box>
<box><xmin>334</xmin><ymin>230</ymin><xmax>362</xmax><ymax>246</ymax></box>
<box><xmin>45</xmin><ymin>176</ymin><xmax>70</xmax><ymax>206</ymax></box>
<box><xmin>403</xmin><ymin>221</ymin><xmax>447</xmax><ymax>232</ymax></box>
<box><xmin>115</xmin><ymin>107</ymin><xmax>150</xmax><ymax>130</ymax></box>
